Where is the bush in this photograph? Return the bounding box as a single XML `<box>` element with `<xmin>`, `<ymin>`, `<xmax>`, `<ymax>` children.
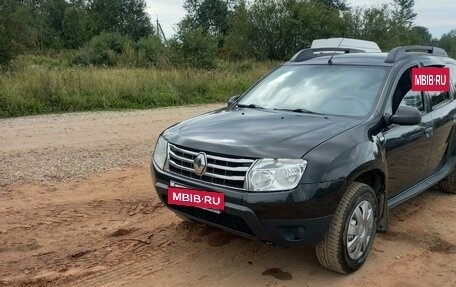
<box><xmin>0</xmin><ymin>29</ymin><xmax>15</xmax><ymax>66</ymax></box>
<box><xmin>135</xmin><ymin>36</ymin><xmax>164</xmax><ymax>67</ymax></box>
<box><xmin>172</xmin><ymin>27</ymin><xmax>219</xmax><ymax>69</ymax></box>
<box><xmin>73</xmin><ymin>32</ymin><xmax>132</xmax><ymax>66</ymax></box>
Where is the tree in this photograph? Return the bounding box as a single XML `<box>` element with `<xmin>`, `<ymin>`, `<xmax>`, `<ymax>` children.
<box><xmin>183</xmin><ymin>0</ymin><xmax>240</xmax><ymax>37</ymax></box>
<box><xmin>63</xmin><ymin>6</ymin><xmax>88</xmax><ymax>49</ymax></box>
<box><xmin>321</xmin><ymin>0</ymin><xmax>349</xmax><ymax>11</ymax></box>
<box><xmin>0</xmin><ymin>1</ymin><xmax>39</xmax><ymax>64</ymax></box>
<box><xmin>87</xmin><ymin>0</ymin><xmax>154</xmax><ymax>41</ymax></box>
<box><xmin>361</xmin><ymin>4</ymin><xmax>392</xmax><ymax>49</ymax></box>
<box><xmin>0</xmin><ymin>15</ymin><xmax>15</xmax><ymax>65</ymax></box>
<box><xmin>240</xmin><ymin>0</ymin><xmax>347</xmax><ymax>60</ymax></box>
<box><xmin>223</xmin><ymin>0</ymin><xmax>252</xmax><ymax>59</ymax></box>
<box><xmin>438</xmin><ymin>30</ymin><xmax>456</xmax><ymax>59</ymax></box>
<box><xmin>39</xmin><ymin>0</ymin><xmax>69</xmax><ymax>49</ymax></box>
<box><xmin>409</xmin><ymin>26</ymin><xmax>433</xmax><ymax>45</ymax></box>
<box><xmin>246</xmin><ymin>0</ymin><xmax>283</xmax><ymax>60</ymax></box>
<box><xmin>385</xmin><ymin>0</ymin><xmax>417</xmax><ymax>48</ymax></box>
<box><xmin>391</xmin><ymin>0</ymin><xmax>416</xmax><ymax>28</ymax></box>
<box><xmin>43</xmin><ymin>0</ymin><xmax>68</xmax><ymax>37</ymax></box>
<box><xmin>277</xmin><ymin>0</ymin><xmax>343</xmax><ymax>58</ymax></box>
<box><xmin>172</xmin><ymin>22</ymin><xmax>218</xmax><ymax>68</ymax></box>
<box><xmin>341</xmin><ymin>8</ymin><xmax>363</xmax><ymax>39</ymax></box>
<box><xmin>0</xmin><ymin>0</ymin><xmax>452</xmax><ymax>67</ymax></box>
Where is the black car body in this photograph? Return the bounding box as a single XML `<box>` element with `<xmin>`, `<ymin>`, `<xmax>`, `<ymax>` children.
<box><xmin>151</xmin><ymin>44</ymin><xmax>456</xmax><ymax>273</ymax></box>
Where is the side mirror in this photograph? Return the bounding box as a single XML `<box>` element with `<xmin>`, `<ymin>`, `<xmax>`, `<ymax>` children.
<box><xmin>227</xmin><ymin>95</ymin><xmax>239</xmax><ymax>106</ymax></box>
<box><xmin>385</xmin><ymin>106</ymin><xmax>421</xmax><ymax>126</ymax></box>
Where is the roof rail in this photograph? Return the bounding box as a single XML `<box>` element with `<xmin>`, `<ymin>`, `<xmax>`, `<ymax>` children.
<box><xmin>290</xmin><ymin>47</ymin><xmax>365</xmax><ymax>62</ymax></box>
<box><xmin>385</xmin><ymin>46</ymin><xmax>448</xmax><ymax>63</ymax></box>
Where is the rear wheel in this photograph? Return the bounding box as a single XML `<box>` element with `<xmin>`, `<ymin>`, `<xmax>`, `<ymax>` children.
<box><xmin>438</xmin><ymin>169</ymin><xmax>456</xmax><ymax>194</ymax></box>
<box><xmin>316</xmin><ymin>182</ymin><xmax>377</xmax><ymax>274</ymax></box>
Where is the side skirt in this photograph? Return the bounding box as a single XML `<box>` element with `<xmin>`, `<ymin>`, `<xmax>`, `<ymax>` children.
<box><xmin>388</xmin><ymin>156</ymin><xmax>456</xmax><ymax>209</ymax></box>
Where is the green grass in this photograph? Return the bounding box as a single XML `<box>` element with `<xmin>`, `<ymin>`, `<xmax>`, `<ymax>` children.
<box><xmin>0</xmin><ymin>61</ymin><xmax>275</xmax><ymax>118</ymax></box>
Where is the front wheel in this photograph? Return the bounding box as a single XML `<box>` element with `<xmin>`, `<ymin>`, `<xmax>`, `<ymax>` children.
<box><xmin>316</xmin><ymin>182</ymin><xmax>377</xmax><ymax>274</ymax></box>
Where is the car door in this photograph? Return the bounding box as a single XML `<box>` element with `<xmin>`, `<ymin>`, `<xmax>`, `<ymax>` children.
<box><xmin>427</xmin><ymin>64</ymin><xmax>456</xmax><ymax>172</ymax></box>
<box><xmin>383</xmin><ymin>65</ymin><xmax>434</xmax><ymax>199</ymax></box>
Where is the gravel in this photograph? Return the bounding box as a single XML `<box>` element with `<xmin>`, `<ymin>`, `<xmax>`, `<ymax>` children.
<box><xmin>0</xmin><ymin>104</ymin><xmax>222</xmax><ymax>187</ymax></box>
<box><xmin>0</xmin><ymin>143</ymin><xmax>152</xmax><ymax>186</ymax></box>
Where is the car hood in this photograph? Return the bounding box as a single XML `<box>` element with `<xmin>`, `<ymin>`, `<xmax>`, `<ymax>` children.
<box><xmin>163</xmin><ymin>107</ymin><xmax>362</xmax><ymax>159</ymax></box>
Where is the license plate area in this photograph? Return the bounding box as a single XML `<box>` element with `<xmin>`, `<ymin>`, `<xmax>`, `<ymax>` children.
<box><xmin>168</xmin><ymin>181</ymin><xmax>224</xmax><ymax>213</ymax></box>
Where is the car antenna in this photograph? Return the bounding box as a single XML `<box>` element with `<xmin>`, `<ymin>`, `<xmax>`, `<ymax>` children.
<box><xmin>328</xmin><ymin>37</ymin><xmax>345</xmax><ymax>65</ymax></box>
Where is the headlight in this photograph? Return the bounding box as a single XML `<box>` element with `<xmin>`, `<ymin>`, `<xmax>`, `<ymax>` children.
<box><xmin>153</xmin><ymin>136</ymin><xmax>168</xmax><ymax>169</ymax></box>
<box><xmin>246</xmin><ymin>159</ymin><xmax>307</xmax><ymax>192</ymax></box>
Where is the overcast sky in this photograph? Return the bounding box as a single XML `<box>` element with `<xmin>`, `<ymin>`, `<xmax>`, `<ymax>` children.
<box><xmin>145</xmin><ymin>0</ymin><xmax>456</xmax><ymax>39</ymax></box>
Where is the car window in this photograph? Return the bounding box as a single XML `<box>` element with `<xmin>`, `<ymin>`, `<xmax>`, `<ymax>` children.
<box><xmin>450</xmin><ymin>64</ymin><xmax>456</xmax><ymax>95</ymax></box>
<box><xmin>429</xmin><ymin>91</ymin><xmax>450</xmax><ymax>108</ymax></box>
<box><xmin>425</xmin><ymin>66</ymin><xmax>451</xmax><ymax>109</ymax></box>
<box><xmin>399</xmin><ymin>90</ymin><xmax>424</xmax><ymax>112</ymax></box>
<box><xmin>391</xmin><ymin>66</ymin><xmax>416</xmax><ymax>114</ymax></box>
<box><xmin>238</xmin><ymin>65</ymin><xmax>389</xmax><ymax>117</ymax></box>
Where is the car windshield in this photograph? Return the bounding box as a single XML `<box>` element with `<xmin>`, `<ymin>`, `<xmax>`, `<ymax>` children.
<box><xmin>238</xmin><ymin>65</ymin><xmax>388</xmax><ymax>117</ymax></box>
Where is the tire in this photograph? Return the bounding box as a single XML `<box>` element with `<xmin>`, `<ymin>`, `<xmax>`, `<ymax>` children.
<box><xmin>438</xmin><ymin>169</ymin><xmax>456</xmax><ymax>194</ymax></box>
<box><xmin>316</xmin><ymin>182</ymin><xmax>377</xmax><ymax>274</ymax></box>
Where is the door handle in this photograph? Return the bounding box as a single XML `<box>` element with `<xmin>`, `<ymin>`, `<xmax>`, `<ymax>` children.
<box><xmin>425</xmin><ymin>127</ymin><xmax>434</xmax><ymax>137</ymax></box>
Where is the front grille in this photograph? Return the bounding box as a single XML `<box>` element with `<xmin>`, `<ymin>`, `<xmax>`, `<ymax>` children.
<box><xmin>168</xmin><ymin>144</ymin><xmax>255</xmax><ymax>189</ymax></box>
<box><xmin>171</xmin><ymin>205</ymin><xmax>254</xmax><ymax>235</ymax></box>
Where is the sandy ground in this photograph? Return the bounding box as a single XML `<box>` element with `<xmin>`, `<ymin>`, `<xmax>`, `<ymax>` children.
<box><xmin>1</xmin><ymin>105</ymin><xmax>456</xmax><ymax>287</ymax></box>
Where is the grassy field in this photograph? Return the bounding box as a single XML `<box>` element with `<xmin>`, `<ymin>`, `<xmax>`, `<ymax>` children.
<box><xmin>0</xmin><ymin>61</ymin><xmax>275</xmax><ymax>118</ymax></box>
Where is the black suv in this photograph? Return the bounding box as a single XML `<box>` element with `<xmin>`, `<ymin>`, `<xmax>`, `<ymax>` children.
<box><xmin>151</xmin><ymin>45</ymin><xmax>456</xmax><ymax>274</ymax></box>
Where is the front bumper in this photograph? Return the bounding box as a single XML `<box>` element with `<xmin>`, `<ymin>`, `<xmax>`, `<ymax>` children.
<box><xmin>152</xmin><ymin>161</ymin><xmax>346</xmax><ymax>247</ymax></box>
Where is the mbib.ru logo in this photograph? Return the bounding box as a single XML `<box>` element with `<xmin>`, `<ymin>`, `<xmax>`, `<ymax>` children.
<box><xmin>167</xmin><ymin>187</ymin><xmax>225</xmax><ymax>210</ymax></box>
<box><xmin>412</xmin><ymin>67</ymin><xmax>450</xmax><ymax>92</ymax></box>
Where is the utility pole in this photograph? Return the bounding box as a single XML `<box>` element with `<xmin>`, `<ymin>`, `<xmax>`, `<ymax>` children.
<box><xmin>156</xmin><ymin>17</ymin><xmax>167</xmax><ymax>44</ymax></box>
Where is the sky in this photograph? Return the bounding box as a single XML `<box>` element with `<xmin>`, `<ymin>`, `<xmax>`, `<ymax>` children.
<box><xmin>145</xmin><ymin>0</ymin><xmax>456</xmax><ymax>40</ymax></box>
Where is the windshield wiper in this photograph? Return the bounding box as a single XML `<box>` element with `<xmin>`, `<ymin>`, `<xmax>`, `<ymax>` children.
<box><xmin>236</xmin><ymin>103</ymin><xmax>265</xmax><ymax>109</ymax></box>
<box><xmin>274</xmin><ymin>108</ymin><xmax>320</xmax><ymax>115</ymax></box>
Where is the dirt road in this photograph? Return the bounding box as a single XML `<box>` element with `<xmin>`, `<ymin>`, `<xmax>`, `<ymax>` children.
<box><xmin>1</xmin><ymin>105</ymin><xmax>456</xmax><ymax>287</ymax></box>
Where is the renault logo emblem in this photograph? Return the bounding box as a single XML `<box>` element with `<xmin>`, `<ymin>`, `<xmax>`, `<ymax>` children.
<box><xmin>193</xmin><ymin>152</ymin><xmax>207</xmax><ymax>176</ymax></box>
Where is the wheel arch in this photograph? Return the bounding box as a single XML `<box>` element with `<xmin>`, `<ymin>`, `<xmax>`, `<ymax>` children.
<box><xmin>347</xmin><ymin>167</ymin><xmax>389</xmax><ymax>232</ymax></box>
